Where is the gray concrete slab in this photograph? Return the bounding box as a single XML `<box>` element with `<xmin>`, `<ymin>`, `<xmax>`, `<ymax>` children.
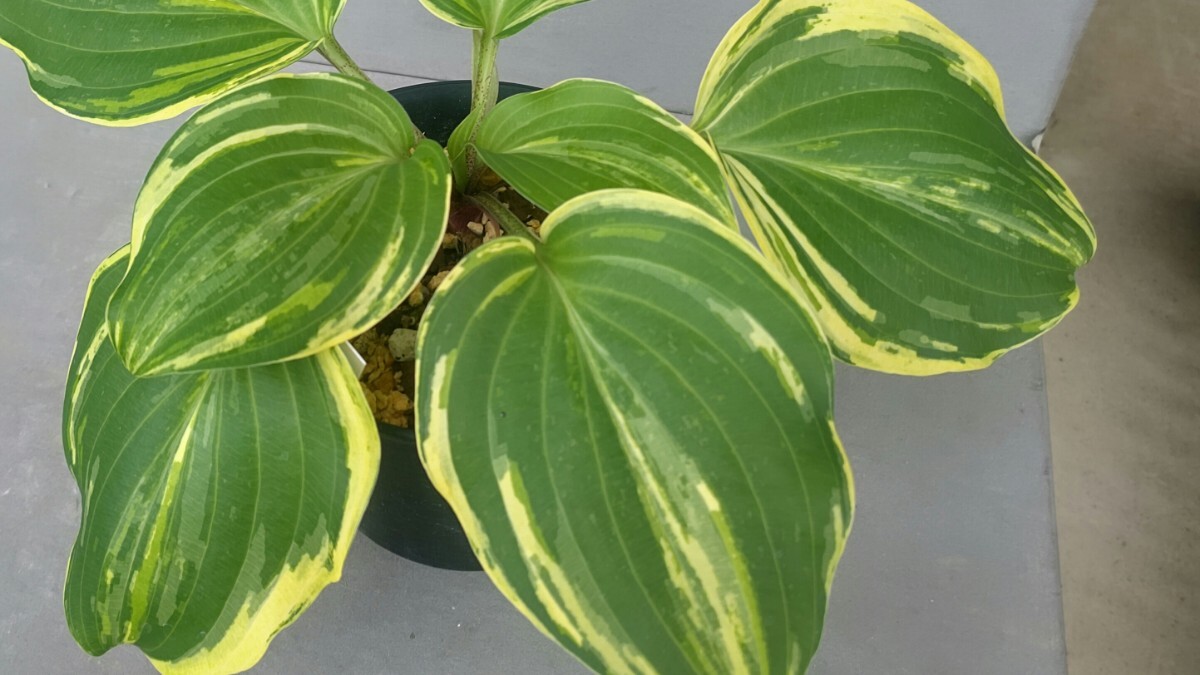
<box><xmin>0</xmin><ymin>1</ymin><xmax>1095</xmax><ymax>671</ymax></box>
<box><xmin>1041</xmin><ymin>0</ymin><xmax>1200</xmax><ymax>672</ymax></box>
<box><xmin>816</xmin><ymin>353</ymin><xmax>1066</xmax><ymax>674</ymax></box>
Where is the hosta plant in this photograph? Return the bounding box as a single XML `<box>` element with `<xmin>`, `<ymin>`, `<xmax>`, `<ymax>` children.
<box><xmin>2</xmin><ymin>0</ymin><xmax>1094</xmax><ymax>673</ymax></box>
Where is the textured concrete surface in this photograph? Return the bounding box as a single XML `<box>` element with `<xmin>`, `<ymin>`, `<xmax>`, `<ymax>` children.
<box><xmin>0</xmin><ymin>1</ymin><xmax>1099</xmax><ymax>673</ymax></box>
<box><xmin>1040</xmin><ymin>0</ymin><xmax>1200</xmax><ymax>673</ymax></box>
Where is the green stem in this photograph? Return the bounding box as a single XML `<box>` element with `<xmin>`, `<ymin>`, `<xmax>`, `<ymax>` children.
<box><xmin>468</xmin><ymin>192</ymin><xmax>538</xmax><ymax>243</ymax></box>
<box><xmin>319</xmin><ymin>34</ymin><xmax>370</xmax><ymax>82</ymax></box>
<box><xmin>464</xmin><ymin>31</ymin><xmax>501</xmax><ymax>191</ymax></box>
<box><xmin>320</xmin><ymin>34</ymin><xmax>424</xmax><ymax>139</ymax></box>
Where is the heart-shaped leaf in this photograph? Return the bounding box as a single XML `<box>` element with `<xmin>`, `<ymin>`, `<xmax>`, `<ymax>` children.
<box><xmin>63</xmin><ymin>247</ymin><xmax>378</xmax><ymax>674</ymax></box>
<box><xmin>693</xmin><ymin>0</ymin><xmax>1096</xmax><ymax>375</ymax></box>
<box><xmin>0</xmin><ymin>0</ymin><xmax>345</xmax><ymax>125</ymax></box>
<box><xmin>419</xmin><ymin>0</ymin><xmax>589</xmax><ymax>38</ymax></box>
<box><xmin>108</xmin><ymin>73</ymin><xmax>451</xmax><ymax>376</ymax></box>
<box><xmin>417</xmin><ymin>190</ymin><xmax>854</xmax><ymax>674</ymax></box>
<box><xmin>474</xmin><ymin>79</ymin><xmax>736</xmax><ymax>225</ymax></box>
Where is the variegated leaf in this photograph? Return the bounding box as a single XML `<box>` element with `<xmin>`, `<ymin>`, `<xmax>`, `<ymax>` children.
<box><xmin>108</xmin><ymin>73</ymin><xmax>451</xmax><ymax>376</ymax></box>
<box><xmin>447</xmin><ymin>105</ymin><xmax>483</xmax><ymax>188</ymax></box>
<box><xmin>417</xmin><ymin>190</ymin><xmax>854</xmax><ymax>674</ymax></box>
<box><xmin>474</xmin><ymin>79</ymin><xmax>736</xmax><ymax>225</ymax></box>
<box><xmin>0</xmin><ymin>0</ymin><xmax>345</xmax><ymax>125</ymax></box>
<box><xmin>419</xmin><ymin>0</ymin><xmax>590</xmax><ymax>38</ymax></box>
<box><xmin>63</xmin><ymin>247</ymin><xmax>379</xmax><ymax>675</ymax></box>
<box><xmin>693</xmin><ymin>0</ymin><xmax>1097</xmax><ymax>375</ymax></box>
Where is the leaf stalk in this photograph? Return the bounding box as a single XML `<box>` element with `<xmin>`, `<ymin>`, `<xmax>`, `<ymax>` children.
<box><xmin>319</xmin><ymin>34</ymin><xmax>371</xmax><ymax>82</ymax></box>
<box><xmin>464</xmin><ymin>31</ymin><xmax>502</xmax><ymax>191</ymax></box>
<box><xmin>467</xmin><ymin>192</ymin><xmax>539</xmax><ymax>243</ymax></box>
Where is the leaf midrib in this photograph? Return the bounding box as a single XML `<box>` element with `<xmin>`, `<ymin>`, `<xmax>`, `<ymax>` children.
<box><xmin>537</xmin><ymin>257</ymin><xmax>791</xmax><ymax>672</ymax></box>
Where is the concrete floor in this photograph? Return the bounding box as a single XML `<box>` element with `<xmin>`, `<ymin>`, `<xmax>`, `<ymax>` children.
<box><xmin>1040</xmin><ymin>0</ymin><xmax>1200</xmax><ymax>673</ymax></box>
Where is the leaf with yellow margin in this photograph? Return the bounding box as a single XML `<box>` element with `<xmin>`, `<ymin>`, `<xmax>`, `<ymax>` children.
<box><xmin>417</xmin><ymin>190</ymin><xmax>854</xmax><ymax>674</ymax></box>
<box><xmin>694</xmin><ymin>0</ymin><xmax>1096</xmax><ymax>375</ymax></box>
<box><xmin>107</xmin><ymin>73</ymin><xmax>450</xmax><ymax>376</ymax></box>
<box><xmin>0</xmin><ymin>0</ymin><xmax>347</xmax><ymax>125</ymax></box>
<box><xmin>62</xmin><ymin>246</ymin><xmax>379</xmax><ymax>674</ymax></box>
<box><xmin>419</xmin><ymin>0</ymin><xmax>590</xmax><ymax>38</ymax></box>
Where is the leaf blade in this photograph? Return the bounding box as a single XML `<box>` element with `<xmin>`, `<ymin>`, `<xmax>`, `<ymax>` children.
<box><xmin>418</xmin><ymin>0</ymin><xmax>590</xmax><ymax>38</ymax></box>
<box><xmin>417</xmin><ymin>189</ymin><xmax>853</xmax><ymax>674</ymax></box>
<box><xmin>107</xmin><ymin>73</ymin><xmax>451</xmax><ymax>375</ymax></box>
<box><xmin>694</xmin><ymin>0</ymin><xmax>1096</xmax><ymax>374</ymax></box>
<box><xmin>475</xmin><ymin>79</ymin><xmax>736</xmax><ymax>225</ymax></box>
<box><xmin>0</xmin><ymin>0</ymin><xmax>344</xmax><ymax>124</ymax></box>
<box><xmin>63</xmin><ymin>247</ymin><xmax>379</xmax><ymax>674</ymax></box>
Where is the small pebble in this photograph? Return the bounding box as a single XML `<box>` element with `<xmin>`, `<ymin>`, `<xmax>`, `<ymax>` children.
<box><xmin>389</xmin><ymin>328</ymin><xmax>419</xmax><ymax>362</ymax></box>
<box><xmin>483</xmin><ymin>220</ymin><xmax>503</xmax><ymax>242</ymax></box>
<box><xmin>407</xmin><ymin>284</ymin><xmax>427</xmax><ymax>306</ymax></box>
<box><xmin>428</xmin><ymin>270</ymin><xmax>451</xmax><ymax>291</ymax></box>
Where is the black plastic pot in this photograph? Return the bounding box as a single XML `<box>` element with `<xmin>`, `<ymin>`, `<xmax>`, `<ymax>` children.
<box><xmin>389</xmin><ymin>79</ymin><xmax>539</xmax><ymax>147</ymax></box>
<box><xmin>356</xmin><ymin>81</ymin><xmax>538</xmax><ymax>571</ymax></box>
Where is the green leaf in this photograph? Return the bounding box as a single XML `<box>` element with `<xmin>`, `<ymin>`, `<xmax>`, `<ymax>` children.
<box><xmin>63</xmin><ymin>247</ymin><xmax>379</xmax><ymax>675</ymax></box>
<box><xmin>447</xmin><ymin>105</ymin><xmax>483</xmax><ymax>188</ymax></box>
<box><xmin>417</xmin><ymin>189</ymin><xmax>854</xmax><ymax>674</ymax></box>
<box><xmin>693</xmin><ymin>0</ymin><xmax>1097</xmax><ymax>375</ymax></box>
<box><xmin>475</xmin><ymin>79</ymin><xmax>736</xmax><ymax>225</ymax></box>
<box><xmin>107</xmin><ymin>73</ymin><xmax>451</xmax><ymax>376</ymax></box>
<box><xmin>0</xmin><ymin>0</ymin><xmax>345</xmax><ymax>125</ymax></box>
<box><xmin>418</xmin><ymin>0</ymin><xmax>590</xmax><ymax>38</ymax></box>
